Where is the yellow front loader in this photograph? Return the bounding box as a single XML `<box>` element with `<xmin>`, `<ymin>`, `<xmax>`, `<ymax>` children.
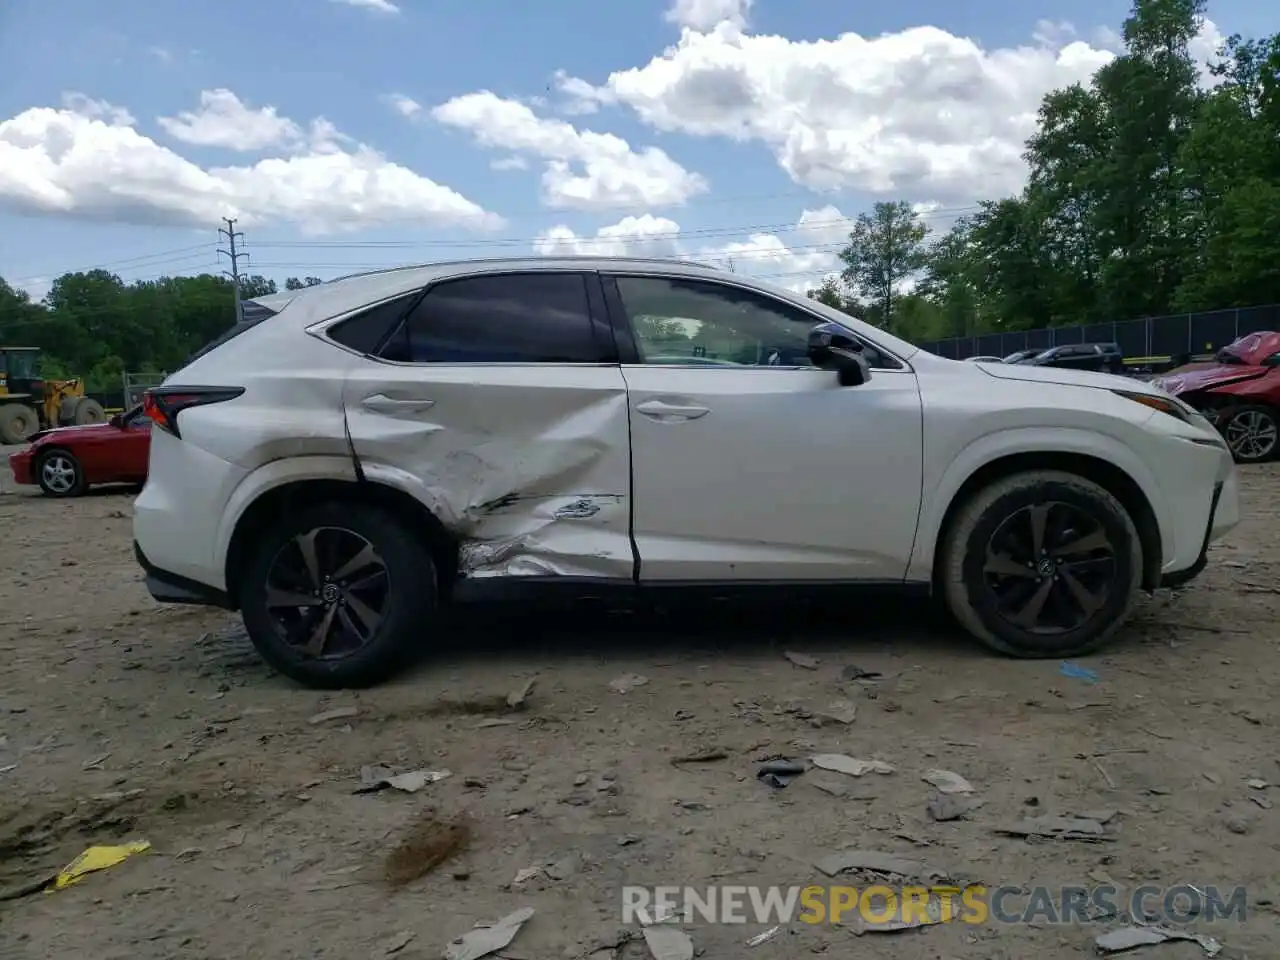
<box><xmin>0</xmin><ymin>347</ymin><xmax>106</xmax><ymax>445</ymax></box>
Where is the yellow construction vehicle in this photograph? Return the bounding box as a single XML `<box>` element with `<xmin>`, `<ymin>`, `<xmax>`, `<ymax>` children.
<box><xmin>0</xmin><ymin>347</ymin><xmax>106</xmax><ymax>444</ymax></box>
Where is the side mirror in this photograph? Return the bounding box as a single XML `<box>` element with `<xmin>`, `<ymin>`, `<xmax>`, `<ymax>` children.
<box><xmin>808</xmin><ymin>323</ymin><xmax>872</xmax><ymax>387</ymax></box>
<box><xmin>109</xmin><ymin>413</ymin><xmax>125</xmax><ymax>428</ymax></box>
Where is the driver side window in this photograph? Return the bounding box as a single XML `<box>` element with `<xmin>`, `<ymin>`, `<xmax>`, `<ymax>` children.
<box><xmin>613</xmin><ymin>275</ymin><xmax>821</xmax><ymax>368</ymax></box>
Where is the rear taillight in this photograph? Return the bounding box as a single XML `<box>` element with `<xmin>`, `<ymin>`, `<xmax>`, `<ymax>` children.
<box><xmin>143</xmin><ymin>386</ymin><xmax>244</xmax><ymax>438</ymax></box>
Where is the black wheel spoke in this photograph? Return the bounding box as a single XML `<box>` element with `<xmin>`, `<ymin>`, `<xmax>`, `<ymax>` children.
<box><xmin>1060</xmin><ymin>568</ymin><xmax>1107</xmax><ymax>618</ymax></box>
<box><xmin>296</xmin><ymin>531</ymin><xmax>322</xmax><ymax>589</ymax></box>
<box><xmin>1009</xmin><ymin>578</ymin><xmax>1054</xmax><ymax>627</ymax></box>
<box><xmin>267</xmin><ymin>587</ymin><xmax>321</xmax><ymax>608</ymax></box>
<box><xmin>1027</xmin><ymin>504</ymin><xmax>1049</xmax><ymax>557</ymax></box>
<box><xmin>1051</xmin><ymin>528</ymin><xmax>1109</xmax><ymax>558</ymax></box>
<box><xmin>264</xmin><ymin>526</ymin><xmax>391</xmax><ymax>662</ymax></box>
<box><xmin>984</xmin><ymin>549</ymin><xmax>1035</xmax><ymax>578</ymax></box>
<box><xmin>303</xmin><ymin>603</ymin><xmax>339</xmax><ymax>657</ymax></box>
<box><xmin>331</xmin><ymin>543</ymin><xmax>380</xmax><ymax>582</ymax></box>
<box><xmin>983</xmin><ymin>499</ymin><xmax>1117</xmax><ymax>635</ymax></box>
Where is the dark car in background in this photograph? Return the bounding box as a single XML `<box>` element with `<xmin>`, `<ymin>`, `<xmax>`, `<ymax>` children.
<box><xmin>1013</xmin><ymin>342</ymin><xmax>1125</xmax><ymax>374</ymax></box>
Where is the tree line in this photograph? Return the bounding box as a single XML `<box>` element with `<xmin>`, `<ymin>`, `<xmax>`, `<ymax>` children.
<box><xmin>811</xmin><ymin>0</ymin><xmax>1280</xmax><ymax>343</ymax></box>
<box><xmin>1</xmin><ymin>0</ymin><xmax>1276</xmax><ymax>384</ymax></box>
<box><xmin>0</xmin><ymin>272</ymin><xmax>318</xmax><ymax>392</ymax></box>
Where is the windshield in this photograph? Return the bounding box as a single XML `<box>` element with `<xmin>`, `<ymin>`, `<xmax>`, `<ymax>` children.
<box><xmin>1214</xmin><ymin>346</ymin><xmax>1247</xmax><ymax>365</ymax></box>
<box><xmin>4</xmin><ymin>351</ymin><xmax>38</xmax><ymax>379</ymax></box>
<box><xmin>1003</xmin><ymin>350</ymin><xmax>1034</xmax><ymax>363</ymax></box>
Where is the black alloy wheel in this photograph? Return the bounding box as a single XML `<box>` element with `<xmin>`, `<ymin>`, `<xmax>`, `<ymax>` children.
<box><xmin>982</xmin><ymin>502</ymin><xmax>1116</xmax><ymax>634</ymax></box>
<box><xmin>1222</xmin><ymin>406</ymin><xmax>1278</xmax><ymax>463</ymax></box>
<box><xmin>265</xmin><ymin>526</ymin><xmax>390</xmax><ymax>660</ymax></box>
<box><xmin>239</xmin><ymin>501</ymin><xmax>439</xmax><ymax>688</ymax></box>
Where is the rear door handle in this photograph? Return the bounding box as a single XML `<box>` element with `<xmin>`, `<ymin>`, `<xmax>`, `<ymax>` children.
<box><xmin>362</xmin><ymin>394</ymin><xmax>435</xmax><ymax>413</ymax></box>
<box><xmin>635</xmin><ymin>399</ymin><xmax>710</xmax><ymax>421</ymax></box>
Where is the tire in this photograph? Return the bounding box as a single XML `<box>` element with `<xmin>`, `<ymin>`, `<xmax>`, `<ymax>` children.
<box><xmin>941</xmin><ymin>470</ymin><xmax>1143</xmax><ymax>659</ymax></box>
<box><xmin>72</xmin><ymin>398</ymin><xmax>106</xmax><ymax>426</ymax></box>
<box><xmin>36</xmin><ymin>449</ymin><xmax>87</xmax><ymax>497</ymax></box>
<box><xmin>1221</xmin><ymin>405</ymin><xmax>1278</xmax><ymax>464</ymax></box>
<box><xmin>0</xmin><ymin>404</ymin><xmax>39</xmax><ymax>444</ymax></box>
<box><xmin>238</xmin><ymin>501</ymin><xmax>439</xmax><ymax>688</ymax></box>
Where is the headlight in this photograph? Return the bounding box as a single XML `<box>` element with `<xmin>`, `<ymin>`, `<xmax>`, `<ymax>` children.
<box><xmin>1112</xmin><ymin>389</ymin><xmax>1194</xmax><ymax>423</ymax></box>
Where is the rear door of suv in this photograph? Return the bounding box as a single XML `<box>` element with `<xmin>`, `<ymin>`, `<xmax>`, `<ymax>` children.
<box><xmin>335</xmin><ymin>269</ymin><xmax>635</xmax><ymax>583</ymax></box>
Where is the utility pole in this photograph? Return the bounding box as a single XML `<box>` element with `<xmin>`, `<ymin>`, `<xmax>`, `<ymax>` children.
<box><xmin>217</xmin><ymin>217</ymin><xmax>247</xmax><ymax>325</ymax></box>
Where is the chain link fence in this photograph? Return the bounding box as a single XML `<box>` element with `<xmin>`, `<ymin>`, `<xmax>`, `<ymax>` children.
<box><xmin>918</xmin><ymin>304</ymin><xmax>1280</xmax><ymax>361</ymax></box>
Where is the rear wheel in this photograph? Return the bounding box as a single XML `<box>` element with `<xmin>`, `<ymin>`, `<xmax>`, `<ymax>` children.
<box><xmin>37</xmin><ymin>449</ymin><xmax>86</xmax><ymax>497</ymax></box>
<box><xmin>942</xmin><ymin>470</ymin><xmax>1143</xmax><ymax>659</ymax></box>
<box><xmin>1221</xmin><ymin>405</ymin><xmax>1278</xmax><ymax>463</ymax></box>
<box><xmin>0</xmin><ymin>403</ymin><xmax>39</xmax><ymax>444</ymax></box>
<box><xmin>72</xmin><ymin>398</ymin><xmax>106</xmax><ymax>426</ymax></box>
<box><xmin>238</xmin><ymin>501</ymin><xmax>439</xmax><ymax>688</ymax></box>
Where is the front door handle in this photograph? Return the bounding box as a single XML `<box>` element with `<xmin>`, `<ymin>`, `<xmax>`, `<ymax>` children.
<box><xmin>635</xmin><ymin>399</ymin><xmax>710</xmax><ymax>421</ymax></box>
<box><xmin>362</xmin><ymin>394</ymin><xmax>435</xmax><ymax>413</ymax></box>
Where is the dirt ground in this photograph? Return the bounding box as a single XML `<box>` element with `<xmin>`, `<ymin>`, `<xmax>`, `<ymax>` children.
<box><xmin>1</xmin><ymin>452</ymin><xmax>1279</xmax><ymax>960</ymax></box>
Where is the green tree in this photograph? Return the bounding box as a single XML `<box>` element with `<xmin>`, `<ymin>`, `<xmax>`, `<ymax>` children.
<box><xmin>837</xmin><ymin>201</ymin><xmax>929</xmax><ymax>329</ymax></box>
<box><xmin>285</xmin><ymin>276</ymin><xmax>323</xmax><ymax>290</ymax></box>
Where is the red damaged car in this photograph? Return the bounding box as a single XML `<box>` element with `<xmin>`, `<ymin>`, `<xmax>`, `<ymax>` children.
<box><xmin>1151</xmin><ymin>331</ymin><xmax>1280</xmax><ymax>463</ymax></box>
<box><xmin>8</xmin><ymin>405</ymin><xmax>152</xmax><ymax>497</ymax></box>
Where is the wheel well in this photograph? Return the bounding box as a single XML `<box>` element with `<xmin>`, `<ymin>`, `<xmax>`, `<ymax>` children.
<box><xmin>223</xmin><ymin>479</ymin><xmax>459</xmax><ymax>609</ymax></box>
<box><xmin>931</xmin><ymin>452</ymin><xmax>1164</xmax><ymax>593</ymax></box>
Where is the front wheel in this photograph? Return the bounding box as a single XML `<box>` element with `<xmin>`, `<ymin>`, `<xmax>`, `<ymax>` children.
<box><xmin>1221</xmin><ymin>405</ymin><xmax>1278</xmax><ymax>463</ymax></box>
<box><xmin>238</xmin><ymin>501</ymin><xmax>439</xmax><ymax>688</ymax></box>
<box><xmin>37</xmin><ymin>449</ymin><xmax>86</xmax><ymax>497</ymax></box>
<box><xmin>941</xmin><ymin>470</ymin><xmax>1143</xmax><ymax>659</ymax></box>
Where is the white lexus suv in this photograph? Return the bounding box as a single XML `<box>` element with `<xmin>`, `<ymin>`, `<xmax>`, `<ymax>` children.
<box><xmin>133</xmin><ymin>257</ymin><xmax>1240</xmax><ymax>688</ymax></box>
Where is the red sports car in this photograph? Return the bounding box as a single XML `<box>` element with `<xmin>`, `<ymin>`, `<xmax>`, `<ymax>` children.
<box><xmin>8</xmin><ymin>405</ymin><xmax>152</xmax><ymax>497</ymax></box>
<box><xmin>1151</xmin><ymin>331</ymin><xmax>1280</xmax><ymax>463</ymax></box>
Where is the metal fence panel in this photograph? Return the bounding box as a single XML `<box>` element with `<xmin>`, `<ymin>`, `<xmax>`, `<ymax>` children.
<box><xmin>916</xmin><ymin>304</ymin><xmax>1279</xmax><ymax>360</ymax></box>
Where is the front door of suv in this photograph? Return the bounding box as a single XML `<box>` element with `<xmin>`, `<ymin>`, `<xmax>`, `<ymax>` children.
<box><xmin>604</xmin><ymin>273</ymin><xmax>924</xmax><ymax>582</ymax></box>
<box><xmin>336</xmin><ymin>270</ymin><xmax>634</xmax><ymax>582</ymax></box>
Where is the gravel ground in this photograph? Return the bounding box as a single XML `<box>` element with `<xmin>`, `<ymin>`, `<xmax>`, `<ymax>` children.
<box><xmin>1</xmin><ymin>452</ymin><xmax>1278</xmax><ymax>959</ymax></box>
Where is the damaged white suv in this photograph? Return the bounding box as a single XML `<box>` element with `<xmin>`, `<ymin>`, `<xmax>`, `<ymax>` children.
<box><xmin>134</xmin><ymin>257</ymin><xmax>1240</xmax><ymax>688</ymax></box>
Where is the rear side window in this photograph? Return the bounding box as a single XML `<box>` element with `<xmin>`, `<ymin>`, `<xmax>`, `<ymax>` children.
<box><xmin>378</xmin><ymin>272</ymin><xmax>600</xmax><ymax>363</ymax></box>
<box><xmin>327</xmin><ymin>293</ymin><xmax>419</xmax><ymax>355</ymax></box>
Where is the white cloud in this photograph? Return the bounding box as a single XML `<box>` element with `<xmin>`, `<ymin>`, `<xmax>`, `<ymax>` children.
<box><xmin>533</xmin><ymin>206</ymin><xmax>855</xmax><ymax>291</ymax></box>
<box><xmin>557</xmin><ymin>18</ymin><xmax>1225</xmax><ymax>203</ymax></box>
<box><xmin>490</xmin><ymin>155</ymin><xmax>529</xmax><ymax>171</ymax></box>
<box><xmin>158</xmin><ymin>88</ymin><xmax>303</xmax><ymax>151</ymax></box>
<box><xmin>0</xmin><ymin>92</ymin><xmax>502</xmax><ymax>234</ymax></box>
<box><xmin>665</xmin><ymin>0</ymin><xmax>753</xmax><ymax>32</ymax></box>
<box><xmin>330</xmin><ymin>0</ymin><xmax>400</xmax><ymax>14</ymax></box>
<box><xmin>534</xmin><ymin>214</ymin><xmax>683</xmax><ymax>258</ymax></box>
<box><xmin>383</xmin><ymin>93</ymin><xmax>423</xmax><ymax>120</ymax></box>
<box><xmin>431</xmin><ymin>90</ymin><xmax>708</xmax><ymax>211</ymax></box>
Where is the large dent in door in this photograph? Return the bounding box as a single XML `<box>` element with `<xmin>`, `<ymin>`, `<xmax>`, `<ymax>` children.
<box><xmin>348</xmin><ymin>390</ymin><xmax>632</xmax><ymax>579</ymax></box>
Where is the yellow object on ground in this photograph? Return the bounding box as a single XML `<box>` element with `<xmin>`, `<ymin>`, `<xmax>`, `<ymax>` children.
<box><xmin>50</xmin><ymin>841</ymin><xmax>151</xmax><ymax>891</ymax></box>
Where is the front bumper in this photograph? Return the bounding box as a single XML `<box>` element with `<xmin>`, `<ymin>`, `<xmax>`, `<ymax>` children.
<box><xmin>1159</xmin><ymin>481</ymin><xmax>1224</xmax><ymax>589</ymax></box>
<box><xmin>9</xmin><ymin>450</ymin><xmax>33</xmax><ymax>485</ymax></box>
<box><xmin>135</xmin><ymin>541</ymin><xmax>233</xmax><ymax>609</ymax></box>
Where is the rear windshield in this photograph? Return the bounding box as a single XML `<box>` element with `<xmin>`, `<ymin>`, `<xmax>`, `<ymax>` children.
<box><xmin>185</xmin><ymin>298</ymin><xmax>284</xmax><ymax>364</ymax></box>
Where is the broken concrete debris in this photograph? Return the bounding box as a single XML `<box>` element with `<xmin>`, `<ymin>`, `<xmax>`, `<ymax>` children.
<box><xmin>608</xmin><ymin>674</ymin><xmax>649</xmax><ymax>694</ymax></box>
<box><xmin>355</xmin><ymin>766</ymin><xmax>451</xmax><ymax>794</ymax></box>
<box><xmin>783</xmin><ymin>651</ymin><xmax>819</xmax><ymax>669</ymax></box>
<box><xmin>815</xmin><ymin>699</ymin><xmax>858</xmax><ymax>725</ymax></box>
<box><xmin>927</xmin><ymin>793</ymin><xmax>985</xmax><ymax>822</ymax></box>
<box><xmin>746</xmin><ymin>925</ymin><xmax>780</xmax><ymax>946</ymax></box>
<box><xmin>443</xmin><ymin>907</ymin><xmax>534</xmax><ymax>960</ymax></box>
<box><xmin>813</xmin><ymin>849</ymin><xmax>921</xmax><ymax>878</ymax></box>
<box><xmin>640</xmin><ymin>917</ymin><xmax>694</xmax><ymax>960</ymax></box>
<box><xmin>1094</xmin><ymin>924</ymin><xmax>1222</xmax><ymax>956</ymax></box>
<box><xmin>922</xmin><ymin>769</ymin><xmax>974</xmax><ymax>794</ymax></box>
<box><xmin>307</xmin><ymin>706</ymin><xmax>359</xmax><ymax>725</ymax></box>
<box><xmin>757</xmin><ymin>759</ymin><xmax>806</xmax><ymax>788</ymax></box>
<box><xmin>810</xmin><ymin>754</ymin><xmax>895</xmax><ymax>777</ymax></box>
<box><xmin>507</xmin><ymin>677</ymin><xmax>536</xmax><ymax>709</ymax></box>
<box><xmin>995</xmin><ymin>816</ymin><xmax>1108</xmax><ymax>841</ymax></box>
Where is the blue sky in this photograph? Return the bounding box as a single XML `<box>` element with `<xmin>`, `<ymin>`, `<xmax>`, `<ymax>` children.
<box><xmin>0</xmin><ymin>0</ymin><xmax>1260</xmax><ymax>299</ymax></box>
